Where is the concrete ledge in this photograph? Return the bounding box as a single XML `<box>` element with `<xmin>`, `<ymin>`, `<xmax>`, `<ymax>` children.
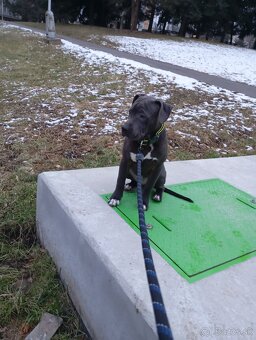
<box><xmin>36</xmin><ymin>156</ymin><xmax>256</xmax><ymax>340</ymax></box>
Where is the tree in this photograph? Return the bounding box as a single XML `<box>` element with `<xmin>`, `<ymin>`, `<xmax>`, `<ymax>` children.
<box><xmin>159</xmin><ymin>0</ymin><xmax>202</xmax><ymax>36</ymax></box>
<box><xmin>104</xmin><ymin>0</ymin><xmax>131</xmax><ymax>28</ymax></box>
<box><xmin>147</xmin><ymin>0</ymin><xmax>157</xmax><ymax>32</ymax></box>
<box><xmin>7</xmin><ymin>0</ymin><xmax>47</xmax><ymax>21</ymax></box>
<box><xmin>52</xmin><ymin>0</ymin><xmax>82</xmax><ymax>23</ymax></box>
<box><xmin>6</xmin><ymin>0</ymin><xmax>256</xmax><ymax>43</ymax></box>
<box><xmin>131</xmin><ymin>0</ymin><xmax>141</xmax><ymax>30</ymax></box>
<box><xmin>237</xmin><ymin>0</ymin><xmax>256</xmax><ymax>39</ymax></box>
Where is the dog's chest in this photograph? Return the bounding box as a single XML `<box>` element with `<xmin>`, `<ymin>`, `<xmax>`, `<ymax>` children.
<box><xmin>129</xmin><ymin>145</ymin><xmax>158</xmax><ymax>163</ymax></box>
<box><xmin>128</xmin><ymin>145</ymin><xmax>158</xmax><ymax>183</ymax></box>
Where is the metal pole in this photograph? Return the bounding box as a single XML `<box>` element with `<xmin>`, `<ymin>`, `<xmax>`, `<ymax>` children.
<box><xmin>1</xmin><ymin>0</ymin><xmax>4</xmax><ymax>22</ymax></box>
<box><xmin>45</xmin><ymin>0</ymin><xmax>56</xmax><ymax>40</ymax></box>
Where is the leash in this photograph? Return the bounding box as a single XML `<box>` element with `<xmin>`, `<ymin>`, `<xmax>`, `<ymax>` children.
<box><xmin>136</xmin><ymin>150</ymin><xmax>174</xmax><ymax>340</ymax></box>
<box><xmin>164</xmin><ymin>187</ymin><xmax>193</xmax><ymax>203</ymax></box>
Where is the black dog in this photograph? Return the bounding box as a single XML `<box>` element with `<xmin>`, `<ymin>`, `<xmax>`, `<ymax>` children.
<box><xmin>108</xmin><ymin>94</ymin><xmax>172</xmax><ymax>210</ymax></box>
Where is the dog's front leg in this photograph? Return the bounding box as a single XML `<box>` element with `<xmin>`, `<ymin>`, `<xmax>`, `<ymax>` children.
<box><xmin>108</xmin><ymin>158</ymin><xmax>128</xmax><ymax>207</ymax></box>
<box><xmin>142</xmin><ymin>164</ymin><xmax>163</xmax><ymax>210</ymax></box>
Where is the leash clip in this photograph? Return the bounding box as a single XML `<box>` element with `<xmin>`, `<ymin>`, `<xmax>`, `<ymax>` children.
<box><xmin>140</xmin><ymin>139</ymin><xmax>148</xmax><ymax>149</ymax></box>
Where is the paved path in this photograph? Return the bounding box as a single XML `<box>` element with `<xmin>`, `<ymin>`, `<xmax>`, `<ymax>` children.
<box><xmin>12</xmin><ymin>23</ymin><xmax>256</xmax><ymax>98</ymax></box>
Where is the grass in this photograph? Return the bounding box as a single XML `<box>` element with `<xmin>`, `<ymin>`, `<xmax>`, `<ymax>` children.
<box><xmin>15</xmin><ymin>21</ymin><xmax>185</xmax><ymax>46</ymax></box>
<box><xmin>15</xmin><ymin>21</ymin><xmax>228</xmax><ymax>48</ymax></box>
<box><xmin>0</xmin><ymin>23</ymin><xmax>255</xmax><ymax>338</ymax></box>
<box><xmin>0</xmin><ymin>173</ymin><xmax>88</xmax><ymax>339</ymax></box>
<box><xmin>0</xmin><ymin>27</ymin><xmax>108</xmax><ymax>339</ymax></box>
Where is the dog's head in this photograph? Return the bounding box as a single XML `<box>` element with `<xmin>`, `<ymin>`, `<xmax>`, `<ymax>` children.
<box><xmin>122</xmin><ymin>94</ymin><xmax>172</xmax><ymax>141</ymax></box>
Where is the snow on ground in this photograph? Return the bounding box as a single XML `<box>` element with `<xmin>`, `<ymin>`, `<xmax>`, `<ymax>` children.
<box><xmin>106</xmin><ymin>36</ymin><xmax>256</xmax><ymax>86</ymax></box>
<box><xmin>61</xmin><ymin>38</ymin><xmax>256</xmax><ymax>154</ymax></box>
<box><xmin>60</xmin><ymin>37</ymin><xmax>256</xmax><ymax>134</ymax></box>
<box><xmin>1</xmin><ymin>24</ymin><xmax>256</xmax><ymax>157</ymax></box>
<box><xmin>4</xmin><ymin>23</ymin><xmax>45</xmax><ymax>36</ymax></box>
<box><xmin>60</xmin><ymin>39</ymin><xmax>256</xmax><ymax>105</ymax></box>
<box><xmin>4</xmin><ymin>24</ymin><xmax>256</xmax><ymax>99</ymax></box>
<box><xmin>42</xmin><ymin>39</ymin><xmax>256</xmax><ymax>156</ymax></box>
<box><xmin>61</xmin><ymin>39</ymin><xmax>205</xmax><ymax>92</ymax></box>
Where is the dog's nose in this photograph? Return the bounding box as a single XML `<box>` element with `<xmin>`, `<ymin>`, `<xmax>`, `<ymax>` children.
<box><xmin>122</xmin><ymin>124</ymin><xmax>129</xmax><ymax>137</ymax></box>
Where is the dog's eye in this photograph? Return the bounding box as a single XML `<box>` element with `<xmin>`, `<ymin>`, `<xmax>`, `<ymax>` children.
<box><xmin>139</xmin><ymin>114</ymin><xmax>146</xmax><ymax>119</ymax></box>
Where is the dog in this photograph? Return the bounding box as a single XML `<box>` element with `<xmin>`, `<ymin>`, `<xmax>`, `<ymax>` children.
<box><xmin>108</xmin><ymin>94</ymin><xmax>172</xmax><ymax>210</ymax></box>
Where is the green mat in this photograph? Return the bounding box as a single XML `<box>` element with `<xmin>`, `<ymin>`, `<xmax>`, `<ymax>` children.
<box><xmin>102</xmin><ymin>178</ymin><xmax>256</xmax><ymax>283</ymax></box>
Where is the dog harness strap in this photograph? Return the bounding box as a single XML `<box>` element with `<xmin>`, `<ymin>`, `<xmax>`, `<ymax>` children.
<box><xmin>136</xmin><ymin>151</ymin><xmax>173</xmax><ymax>340</ymax></box>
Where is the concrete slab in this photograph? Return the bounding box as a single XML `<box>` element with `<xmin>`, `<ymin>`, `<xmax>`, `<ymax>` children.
<box><xmin>25</xmin><ymin>313</ymin><xmax>63</xmax><ymax>340</ymax></box>
<box><xmin>36</xmin><ymin>156</ymin><xmax>256</xmax><ymax>340</ymax></box>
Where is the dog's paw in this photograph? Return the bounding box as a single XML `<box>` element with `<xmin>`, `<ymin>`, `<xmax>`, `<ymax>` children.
<box><xmin>124</xmin><ymin>183</ymin><xmax>133</xmax><ymax>191</ymax></box>
<box><xmin>124</xmin><ymin>181</ymin><xmax>136</xmax><ymax>192</ymax></box>
<box><xmin>153</xmin><ymin>194</ymin><xmax>161</xmax><ymax>202</ymax></box>
<box><xmin>108</xmin><ymin>198</ymin><xmax>120</xmax><ymax>207</ymax></box>
<box><xmin>143</xmin><ymin>204</ymin><xmax>147</xmax><ymax>211</ymax></box>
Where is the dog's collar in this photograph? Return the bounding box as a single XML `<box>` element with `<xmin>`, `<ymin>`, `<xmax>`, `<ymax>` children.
<box><xmin>139</xmin><ymin>123</ymin><xmax>165</xmax><ymax>149</ymax></box>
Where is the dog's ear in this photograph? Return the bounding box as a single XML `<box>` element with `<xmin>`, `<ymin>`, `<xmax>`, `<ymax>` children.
<box><xmin>156</xmin><ymin>100</ymin><xmax>172</xmax><ymax>123</ymax></box>
<box><xmin>132</xmin><ymin>94</ymin><xmax>146</xmax><ymax>104</ymax></box>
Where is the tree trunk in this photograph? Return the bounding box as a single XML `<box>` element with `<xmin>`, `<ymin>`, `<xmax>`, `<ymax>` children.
<box><xmin>195</xmin><ymin>23</ymin><xmax>200</xmax><ymax>39</ymax></box>
<box><xmin>120</xmin><ymin>11</ymin><xmax>125</xmax><ymax>30</ymax></box>
<box><xmin>131</xmin><ymin>0</ymin><xmax>141</xmax><ymax>31</ymax></box>
<box><xmin>220</xmin><ymin>30</ymin><xmax>226</xmax><ymax>43</ymax></box>
<box><xmin>162</xmin><ymin>21</ymin><xmax>167</xmax><ymax>34</ymax></box>
<box><xmin>178</xmin><ymin>16</ymin><xmax>188</xmax><ymax>37</ymax></box>
<box><xmin>87</xmin><ymin>1</ymin><xmax>95</xmax><ymax>25</ymax></box>
<box><xmin>229</xmin><ymin>21</ymin><xmax>234</xmax><ymax>45</ymax></box>
<box><xmin>148</xmin><ymin>4</ymin><xmax>156</xmax><ymax>33</ymax></box>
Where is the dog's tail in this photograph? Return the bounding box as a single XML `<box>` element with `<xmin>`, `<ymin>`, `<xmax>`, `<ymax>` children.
<box><xmin>164</xmin><ymin>187</ymin><xmax>194</xmax><ymax>203</ymax></box>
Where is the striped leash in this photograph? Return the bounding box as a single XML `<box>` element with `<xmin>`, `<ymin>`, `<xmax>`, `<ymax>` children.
<box><xmin>136</xmin><ymin>151</ymin><xmax>173</xmax><ymax>340</ymax></box>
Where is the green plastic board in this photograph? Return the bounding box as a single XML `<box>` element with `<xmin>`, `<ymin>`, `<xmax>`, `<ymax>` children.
<box><xmin>102</xmin><ymin>179</ymin><xmax>256</xmax><ymax>283</ymax></box>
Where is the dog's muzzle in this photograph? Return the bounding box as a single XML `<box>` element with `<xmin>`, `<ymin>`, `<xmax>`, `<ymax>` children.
<box><xmin>121</xmin><ymin>124</ymin><xmax>129</xmax><ymax>137</ymax></box>
<box><xmin>121</xmin><ymin>123</ymin><xmax>144</xmax><ymax>141</ymax></box>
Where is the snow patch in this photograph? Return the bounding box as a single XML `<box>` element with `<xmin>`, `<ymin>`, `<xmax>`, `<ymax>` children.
<box><xmin>106</xmin><ymin>35</ymin><xmax>256</xmax><ymax>86</ymax></box>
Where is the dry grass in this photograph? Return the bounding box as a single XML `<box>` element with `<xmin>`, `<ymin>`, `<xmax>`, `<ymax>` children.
<box><xmin>16</xmin><ymin>21</ymin><xmax>184</xmax><ymax>45</ymax></box>
<box><xmin>14</xmin><ymin>21</ymin><xmax>234</xmax><ymax>51</ymax></box>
